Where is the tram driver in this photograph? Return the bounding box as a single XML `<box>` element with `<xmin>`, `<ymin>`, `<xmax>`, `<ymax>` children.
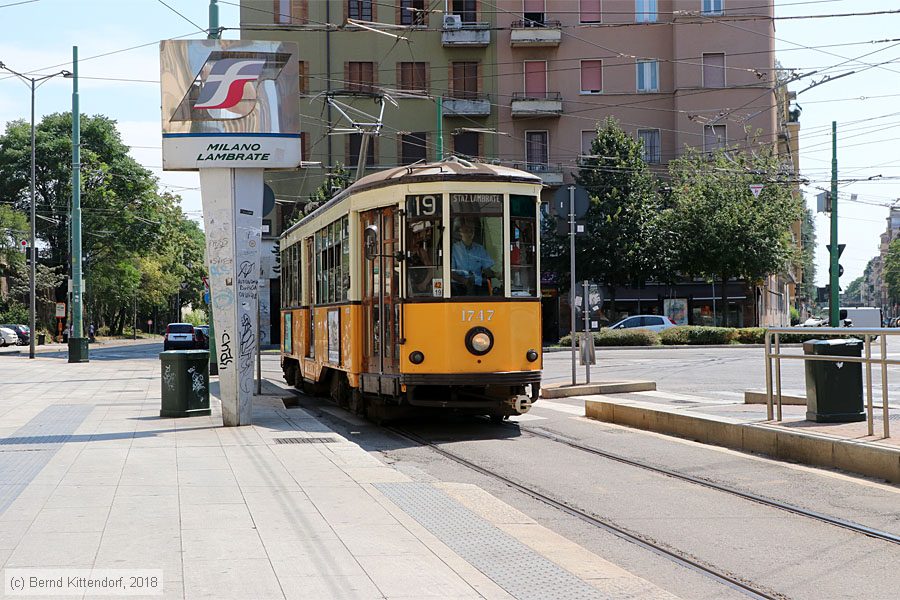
<box><xmin>451</xmin><ymin>217</ymin><xmax>496</xmax><ymax>296</ymax></box>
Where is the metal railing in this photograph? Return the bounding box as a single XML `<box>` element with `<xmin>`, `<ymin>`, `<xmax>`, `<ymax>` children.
<box><xmin>765</xmin><ymin>327</ymin><xmax>894</xmax><ymax>438</ymax></box>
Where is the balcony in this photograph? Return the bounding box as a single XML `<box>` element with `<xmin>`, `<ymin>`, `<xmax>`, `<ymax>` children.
<box><xmin>510</xmin><ymin>92</ymin><xmax>563</xmax><ymax>118</ymax></box>
<box><xmin>442</xmin><ymin>95</ymin><xmax>492</xmax><ymax>117</ymax></box>
<box><xmin>514</xmin><ymin>162</ymin><xmax>564</xmax><ymax>186</ymax></box>
<box><xmin>510</xmin><ymin>20</ymin><xmax>562</xmax><ymax>47</ymax></box>
<box><xmin>441</xmin><ymin>22</ymin><xmax>491</xmax><ymax>47</ymax></box>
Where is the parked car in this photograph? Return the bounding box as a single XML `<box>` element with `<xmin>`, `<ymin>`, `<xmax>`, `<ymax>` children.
<box><xmin>608</xmin><ymin>315</ymin><xmax>676</xmax><ymax>333</ymax></box>
<box><xmin>0</xmin><ymin>324</ymin><xmax>29</xmax><ymax>345</ymax></box>
<box><xmin>0</xmin><ymin>327</ymin><xmax>18</xmax><ymax>347</ymax></box>
<box><xmin>194</xmin><ymin>325</ymin><xmax>209</xmax><ymax>349</ymax></box>
<box><xmin>801</xmin><ymin>317</ymin><xmax>825</xmax><ymax>327</ymax></box>
<box><xmin>163</xmin><ymin>323</ymin><xmax>197</xmax><ymax>351</ymax></box>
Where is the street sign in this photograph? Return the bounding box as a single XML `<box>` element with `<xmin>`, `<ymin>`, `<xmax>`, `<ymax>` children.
<box><xmin>55</xmin><ymin>302</ymin><xmax>66</xmax><ymax>318</ymax></box>
<box><xmin>19</xmin><ymin>240</ymin><xmax>27</xmax><ymax>253</ymax></box>
<box><xmin>749</xmin><ymin>184</ymin><xmax>764</xmax><ymax>198</ymax></box>
<box><xmin>147</xmin><ymin>319</ymin><xmax>153</xmax><ymax>326</ymax></box>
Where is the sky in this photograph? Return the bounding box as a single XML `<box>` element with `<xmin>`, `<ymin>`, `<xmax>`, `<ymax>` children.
<box><xmin>1</xmin><ymin>0</ymin><xmax>899</xmax><ymax>288</ymax></box>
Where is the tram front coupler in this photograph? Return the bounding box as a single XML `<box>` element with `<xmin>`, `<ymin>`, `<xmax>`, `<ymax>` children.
<box><xmin>512</xmin><ymin>395</ymin><xmax>532</xmax><ymax>415</ymax></box>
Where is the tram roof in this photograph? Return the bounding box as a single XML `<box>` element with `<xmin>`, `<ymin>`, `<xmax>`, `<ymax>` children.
<box><xmin>282</xmin><ymin>157</ymin><xmax>543</xmax><ymax>238</ymax></box>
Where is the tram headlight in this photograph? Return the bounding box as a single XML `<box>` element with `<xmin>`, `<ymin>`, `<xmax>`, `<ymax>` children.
<box><xmin>409</xmin><ymin>350</ymin><xmax>425</xmax><ymax>364</ymax></box>
<box><xmin>465</xmin><ymin>327</ymin><xmax>494</xmax><ymax>356</ymax></box>
<box><xmin>526</xmin><ymin>349</ymin><xmax>539</xmax><ymax>362</ymax></box>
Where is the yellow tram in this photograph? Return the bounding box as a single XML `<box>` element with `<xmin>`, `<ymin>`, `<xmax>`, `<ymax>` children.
<box><xmin>279</xmin><ymin>157</ymin><xmax>542</xmax><ymax>421</ymax></box>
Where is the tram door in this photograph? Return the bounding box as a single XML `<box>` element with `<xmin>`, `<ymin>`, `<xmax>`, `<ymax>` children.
<box><xmin>361</xmin><ymin>208</ymin><xmax>400</xmax><ymax>376</ymax></box>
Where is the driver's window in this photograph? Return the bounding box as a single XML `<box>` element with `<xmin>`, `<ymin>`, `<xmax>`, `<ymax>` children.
<box><xmin>405</xmin><ymin>194</ymin><xmax>443</xmax><ymax>298</ymax></box>
<box><xmin>450</xmin><ymin>193</ymin><xmax>503</xmax><ymax>297</ymax></box>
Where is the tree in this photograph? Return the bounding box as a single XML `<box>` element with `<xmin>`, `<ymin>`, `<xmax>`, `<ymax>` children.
<box><xmin>541</xmin><ymin>118</ymin><xmax>665</xmax><ymax>313</ymax></box>
<box><xmin>799</xmin><ymin>207</ymin><xmax>816</xmax><ymax>302</ymax></box>
<box><xmin>883</xmin><ymin>239</ymin><xmax>900</xmax><ymax>304</ymax></box>
<box><xmin>667</xmin><ymin>144</ymin><xmax>802</xmax><ymax>323</ymax></box>
<box><xmin>0</xmin><ymin>113</ymin><xmax>203</xmax><ymax>333</ymax></box>
<box><xmin>285</xmin><ymin>163</ymin><xmax>352</xmax><ymax>228</ymax></box>
<box><xmin>843</xmin><ymin>275</ymin><xmax>865</xmax><ymax>305</ymax></box>
<box><xmin>0</xmin><ymin>205</ymin><xmax>28</xmax><ymax>270</ymax></box>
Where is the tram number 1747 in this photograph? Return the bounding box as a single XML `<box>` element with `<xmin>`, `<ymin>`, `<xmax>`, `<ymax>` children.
<box><xmin>462</xmin><ymin>309</ymin><xmax>494</xmax><ymax>322</ymax></box>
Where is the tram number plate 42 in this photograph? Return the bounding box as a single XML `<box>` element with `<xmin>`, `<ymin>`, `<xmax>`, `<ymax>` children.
<box><xmin>461</xmin><ymin>309</ymin><xmax>494</xmax><ymax>322</ymax></box>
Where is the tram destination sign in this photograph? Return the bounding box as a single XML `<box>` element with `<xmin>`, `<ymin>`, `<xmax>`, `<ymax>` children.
<box><xmin>159</xmin><ymin>39</ymin><xmax>302</xmax><ymax>171</ymax></box>
<box><xmin>450</xmin><ymin>193</ymin><xmax>502</xmax><ymax>213</ymax></box>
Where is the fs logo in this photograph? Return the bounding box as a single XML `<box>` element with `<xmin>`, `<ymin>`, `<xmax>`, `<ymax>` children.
<box><xmin>193</xmin><ymin>59</ymin><xmax>266</xmax><ymax>111</ymax></box>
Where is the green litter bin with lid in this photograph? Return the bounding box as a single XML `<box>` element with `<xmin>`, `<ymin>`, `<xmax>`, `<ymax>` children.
<box><xmin>159</xmin><ymin>350</ymin><xmax>211</xmax><ymax>418</ymax></box>
<box><xmin>802</xmin><ymin>338</ymin><xmax>865</xmax><ymax>423</ymax></box>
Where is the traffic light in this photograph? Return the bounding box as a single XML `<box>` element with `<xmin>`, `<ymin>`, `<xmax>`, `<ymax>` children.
<box><xmin>826</xmin><ymin>243</ymin><xmax>846</xmax><ymax>278</ymax></box>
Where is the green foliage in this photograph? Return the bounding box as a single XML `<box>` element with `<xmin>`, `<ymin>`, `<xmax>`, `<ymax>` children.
<box><xmin>884</xmin><ymin>239</ymin><xmax>900</xmax><ymax>304</ymax></box>
<box><xmin>0</xmin><ymin>300</ymin><xmax>28</xmax><ymax>325</ymax></box>
<box><xmin>734</xmin><ymin>327</ymin><xmax>767</xmax><ymax>344</ymax></box>
<box><xmin>543</xmin><ymin>118</ymin><xmax>668</xmax><ymax>292</ymax></box>
<box><xmin>287</xmin><ymin>163</ymin><xmax>352</xmax><ymax>227</ymax></box>
<box><xmin>559</xmin><ymin>328</ymin><xmax>660</xmax><ymax>347</ymax></box>
<box><xmin>660</xmin><ymin>326</ymin><xmax>737</xmax><ymax>345</ymax></box>
<box><xmin>799</xmin><ymin>208</ymin><xmax>816</xmax><ymax>301</ymax></box>
<box><xmin>789</xmin><ymin>306</ymin><xmax>800</xmax><ymax>326</ymax></box>
<box><xmin>0</xmin><ymin>113</ymin><xmax>204</xmax><ymax>335</ymax></box>
<box><xmin>0</xmin><ymin>205</ymin><xmax>28</xmax><ymax>269</ymax></box>
<box><xmin>666</xmin><ymin>143</ymin><xmax>802</xmax><ymax>308</ymax></box>
<box><xmin>182</xmin><ymin>308</ymin><xmax>207</xmax><ymax>327</ymax></box>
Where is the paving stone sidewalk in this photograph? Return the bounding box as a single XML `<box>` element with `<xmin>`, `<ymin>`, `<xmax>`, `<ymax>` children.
<box><xmin>0</xmin><ymin>353</ymin><xmax>676</xmax><ymax>599</ymax></box>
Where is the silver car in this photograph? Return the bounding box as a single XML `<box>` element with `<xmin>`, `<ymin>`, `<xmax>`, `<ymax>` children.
<box><xmin>609</xmin><ymin>315</ymin><xmax>677</xmax><ymax>332</ymax></box>
<box><xmin>0</xmin><ymin>327</ymin><xmax>18</xmax><ymax>347</ymax></box>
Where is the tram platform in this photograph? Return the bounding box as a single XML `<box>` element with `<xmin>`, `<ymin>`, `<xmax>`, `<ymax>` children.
<box><xmin>0</xmin><ymin>352</ymin><xmax>678</xmax><ymax>599</ymax></box>
<box><xmin>577</xmin><ymin>389</ymin><xmax>900</xmax><ymax>484</ymax></box>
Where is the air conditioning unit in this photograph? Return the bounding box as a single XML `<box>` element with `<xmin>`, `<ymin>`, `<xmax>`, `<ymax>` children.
<box><xmin>443</xmin><ymin>14</ymin><xmax>462</xmax><ymax>29</ymax></box>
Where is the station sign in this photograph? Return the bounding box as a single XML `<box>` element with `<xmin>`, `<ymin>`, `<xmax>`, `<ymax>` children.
<box><xmin>159</xmin><ymin>39</ymin><xmax>301</xmax><ymax>171</ymax></box>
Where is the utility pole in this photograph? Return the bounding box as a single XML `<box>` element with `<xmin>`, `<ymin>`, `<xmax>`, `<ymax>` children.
<box><xmin>207</xmin><ymin>0</ymin><xmax>220</xmax><ymax>376</ymax></box>
<box><xmin>569</xmin><ymin>185</ymin><xmax>576</xmax><ymax>386</ymax></box>
<box><xmin>0</xmin><ymin>61</ymin><xmax>70</xmax><ymax>359</ymax></box>
<box><xmin>829</xmin><ymin>121</ymin><xmax>839</xmax><ymax>326</ymax></box>
<box><xmin>208</xmin><ymin>0</ymin><xmax>219</xmax><ymax>38</ymax></box>
<box><xmin>436</xmin><ymin>96</ymin><xmax>443</xmax><ymax>160</ymax></box>
<box><xmin>69</xmin><ymin>46</ymin><xmax>87</xmax><ymax>363</ymax></box>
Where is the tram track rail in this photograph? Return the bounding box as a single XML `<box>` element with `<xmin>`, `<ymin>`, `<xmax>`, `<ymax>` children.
<box><xmin>517</xmin><ymin>424</ymin><xmax>900</xmax><ymax>546</ymax></box>
<box><xmin>386</xmin><ymin>424</ymin><xmax>782</xmax><ymax>600</ymax></box>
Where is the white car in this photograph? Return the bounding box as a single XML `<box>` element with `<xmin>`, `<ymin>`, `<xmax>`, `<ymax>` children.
<box><xmin>0</xmin><ymin>327</ymin><xmax>18</xmax><ymax>347</ymax></box>
<box><xmin>163</xmin><ymin>323</ymin><xmax>197</xmax><ymax>351</ymax></box>
<box><xmin>801</xmin><ymin>317</ymin><xmax>825</xmax><ymax>327</ymax></box>
<box><xmin>608</xmin><ymin>315</ymin><xmax>676</xmax><ymax>332</ymax></box>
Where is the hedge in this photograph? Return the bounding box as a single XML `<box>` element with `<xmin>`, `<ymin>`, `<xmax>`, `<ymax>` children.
<box><xmin>660</xmin><ymin>326</ymin><xmax>736</xmax><ymax>345</ymax></box>
<box><xmin>559</xmin><ymin>328</ymin><xmax>661</xmax><ymax>347</ymax></box>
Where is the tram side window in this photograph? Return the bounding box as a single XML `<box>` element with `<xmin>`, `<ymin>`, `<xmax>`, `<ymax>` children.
<box><xmin>405</xmin><ymin>194</ymin><xmax>443</xmax><ymax>298</ymax></box>
<box><xmin>450</xmin><ymin>193</ymin><xmax>503</xmax><ymax>297</ymax></box>
<box><xmin>281</xmin><ymin>246</ymin><xmax>291</xmax><ymax>306</ymax></box>
<box><xmin>291</xmin><ymin>243</ymin><xmax>301</xmax><ymax>305</ymax></box>
<box><xmin>510</xmin><ymin>195</ymin><xmax>538</xmax><ymax>297</ymax></box>
<box><xmin>314</xmin><ymin>216</ymin><xmax>350</xmax><ymax>304</ymax></box>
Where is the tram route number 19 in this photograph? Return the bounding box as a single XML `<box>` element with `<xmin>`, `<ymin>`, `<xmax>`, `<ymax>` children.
<box><xmin>406</xmin><ymin>194</ymin><xmax>442</xmax><ymax>219</ymax></box>
<box><xmin>462</xmin><ymin>309</ymin><xmax>494</xmax><ymax>322</ymax></box>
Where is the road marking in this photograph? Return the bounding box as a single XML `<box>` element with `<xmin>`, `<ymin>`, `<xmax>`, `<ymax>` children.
<box><xmin>533</xmin><ymin>400</ymin><xmax>585</xmax><ymax>416</ymax></box>
<box><xmin>509</xmin><ymin>413</ymin><xmax>547</xmax><ymax>422</ymax></box>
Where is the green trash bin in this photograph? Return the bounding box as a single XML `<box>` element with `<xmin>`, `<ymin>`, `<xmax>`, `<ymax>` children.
<box><xmin>159</xmin><ymin>350</ymin><xmax>211</xmax><ymax>418</ymax></box>
<box><xmin>803</xmin><ymin>338</ymin><xmax>865</xmax><ymax>423</ymax></box>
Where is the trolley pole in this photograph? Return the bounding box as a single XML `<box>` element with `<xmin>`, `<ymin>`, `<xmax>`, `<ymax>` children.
<box><xmin>583</xmin><ymin>280</ymin><xmax>590</xmax><ymax>384</ymax></box>
<box><xmin>569</xmin><ymin>185</ymin><xmax>576</xmax><ymax>386</ymax></box>
<box><xmin>436</xmin><ymin>96</ymin><xmax>443</xmax><ymax>160</ymax></box>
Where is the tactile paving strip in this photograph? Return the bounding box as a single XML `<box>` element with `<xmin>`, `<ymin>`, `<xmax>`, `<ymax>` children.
<box><xmin>0</xmin><ymin>405</ymin><xmax>93</xmax><ymax>514</ymax></box>
<box><xmin>375</xmin><ymin>481</ymin><xmax>606</xmax><ymax>600</ymax></box>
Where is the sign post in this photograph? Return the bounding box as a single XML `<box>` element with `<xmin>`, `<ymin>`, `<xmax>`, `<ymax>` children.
<box><xmin>160</xmin><ymin>40</ymin><xmax>301</xmax><ymax>426</ymax></box>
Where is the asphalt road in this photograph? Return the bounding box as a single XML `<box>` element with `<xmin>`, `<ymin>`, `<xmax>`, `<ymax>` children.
<box><xmin>19</xmin><ymin>340</ymin><xmax>900</xmax><ymax>599</ymax></box>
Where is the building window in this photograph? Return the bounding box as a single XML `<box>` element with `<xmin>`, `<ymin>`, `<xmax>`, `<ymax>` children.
<box><xmin>298</xmin><ymin>61</ymin><xmax>309</xmax><ymax>95</ymax></box>
<box><xmin>580</xmin><ymin>130</ymin><xmax>594</xmax><ymax>158</ymax></box>
<box><xmin>701</xmin><ymin>0</ymin><xmax>723</xmax><ymax>15</ymax></box>
<box><xmin>636</xmin><ymin>59</ymin><xmax>659</xmax><ymax>92</ymax></box>
<box><xmin>637</xmin><ymin>129</ymin><xmax>660</xmax><ymax>163</ymax></box>
<box><xmin>704</xmin><ymin>124</ymin><xmax>726</xmax><ymax>152</ymax></box>
<box><xmin>524</xmin><ymin>61</ymin><xmax>547</xmax><ymax>97</ymax></box>
<box><xmin>274</xmin><ymin>0</ymin><xmax>306</xmax><ymax>24</ymax></box>
<box><xmin>635</xmin><ymin>0</ymin><xmax>656</xmax><ymax>23</ymax></box>
<box><xmin>525</xmin><ymin>131</ymin><xmax>549</xmax><ymax>169</ymax></box>
<box><xmin>580</xmin><ymin>60</ymin><xmax>602</xmax><ymax>94</ymax></box>
<box><xmin>524</xmin><ymin>0</ymin><xmax>545</xmax><ymax>25</ymax></box>
<box><xmin>580</xmin><ymin>0</ymin><xmax>601</xmax><ymax>23</ymax></box>
<box><xmin>702</xmin><ymin>53</ymin><xmax>726</xmax><ymax>88</ymax></box>
<box><xmin>348</xmin><ymin>0</ymin><xmax>373</xmax><ymax>20</ymax></box>
<box><xmin>452</xmin><ymin>0</ymin><xmax>477</xmax><ymax>23</ymax></box>
<box><xmin>398</xmin><ymin>62</ymin><xmax>427</xmax><ymax>92</ymax></box>
<box><xmin>346</xmin><ymin>61</ymin><xmax>375</xmax><ymax>92</ymax></box>
<box><xmin>453</xmin><ymin>131</ymin><xmax>480</xmax><ymax>158</ymax></box>
<box><xmin>451</xmin><ymin>62</ymin><xmax>479</xmax><ymax>99</ymax></box>
<box><xmin>348</xmin><ymin>133</ymin><xmax>376</xmax><ymax>166</ymax></box>
<box><xmin>400</xmin><ymin>0</ymin><xmax>425</xmax><ymax>25</ymax></box>
<box><xmin>401</xmin><ymin>132</ymin><xmax>428</xmax><ymax>164</ymax></box>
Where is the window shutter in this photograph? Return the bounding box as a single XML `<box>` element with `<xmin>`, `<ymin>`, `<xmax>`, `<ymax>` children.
<box><xmin>524</xmin><ymin>61</ymin><xmax>547</xmax><ymax>96</ymax></box>
<box><xmin>580</xmin><ymin>61</ymin><xmax>602</xmax><ymax>93</ymax></box>
<box><xmin>580</xmin><ymin>0</ymin><xmax>601</xmax><ymax>22</ymax></box>
<box><xmin>703</xmin><ymin>53</ymin><xmax>725</xmax><ymax>88</ymax></box>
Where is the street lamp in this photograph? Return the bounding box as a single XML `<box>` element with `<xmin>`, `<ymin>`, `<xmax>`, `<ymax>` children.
<box><xmin>0</xmin><ymin>62</ymin><xmax>71</xmax><ymax>359</ymax></box>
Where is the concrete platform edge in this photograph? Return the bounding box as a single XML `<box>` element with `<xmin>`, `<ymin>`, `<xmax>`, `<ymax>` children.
<box><xmin>744</xmin><ymin>390</ymin><xmax>807</xmax><ymax>405</ymax></box>
<box><xmin>584</xmin><ymin>398</ymin><xmax>900</xmax><ymax>483</ymax></box>
<box><xmin>541</xmin><ymin>380</ymin><xmax>656</xmax><ymax>399</ymax></box>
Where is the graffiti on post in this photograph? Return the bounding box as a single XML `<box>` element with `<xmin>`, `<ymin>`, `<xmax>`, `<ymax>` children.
<box><xmin>219</xmin><ymin>331</ymin><xmax>234</xmax><ymax>369</ymax></box>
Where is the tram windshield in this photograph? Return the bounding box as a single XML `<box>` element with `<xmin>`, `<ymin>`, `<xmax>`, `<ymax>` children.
<box><xmin>450</xmin><ymin>193</ymin><xmax>504</xmax><ymax>297</ymax></box>
<box><xmin>510</xmin><ymin>195</ymin><xmax>537</xmax><ymax>297</ymax></box>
